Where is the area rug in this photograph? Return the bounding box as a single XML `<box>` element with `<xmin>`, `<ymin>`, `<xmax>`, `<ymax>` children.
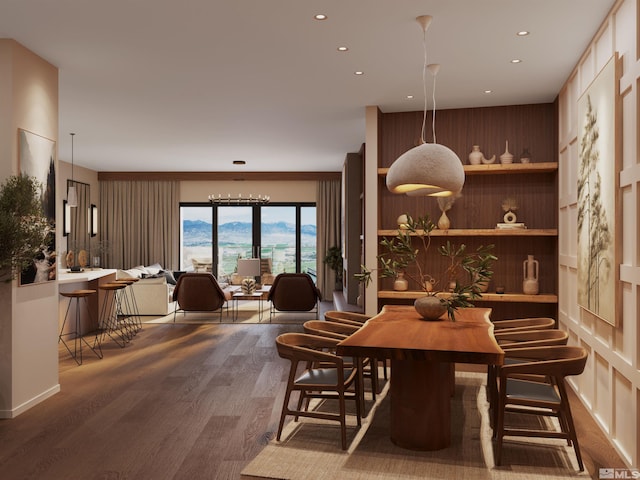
<box><xmin>241</xmin><ymin>372</ymin><xmax>589</xmax><ymax>480</ymax></box>
<box><xmin>144</xmin><ymin>301</ymin><xmax>320</xmax><ymax>325</ymax></box>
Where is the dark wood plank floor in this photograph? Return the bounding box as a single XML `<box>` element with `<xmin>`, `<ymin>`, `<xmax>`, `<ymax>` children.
<box><xmin>0</xmin><ymin>320</ymin><xmax>627</xmax><ymax>480</ymax></box>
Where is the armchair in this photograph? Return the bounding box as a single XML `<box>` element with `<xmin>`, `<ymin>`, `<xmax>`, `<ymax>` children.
<box><xmin>268</xmin><ymin>273</ymin><xmax>322</xmax><ymax>322</ymax></box>
<box><xmin>172</xmin><ymin>273</ymin><xmax>230</xmax><ymax>322</ymax></box>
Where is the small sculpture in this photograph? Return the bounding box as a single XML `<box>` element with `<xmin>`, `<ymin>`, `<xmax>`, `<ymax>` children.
<box><xmin>501</xmin><ymin>197</ymin><xmax>518</xmax><ymax>223</ymax></box>
<box><xmin>468</xmin><ymin>145</ymin><xmax>495</xmax><ymax>165</ymax></box>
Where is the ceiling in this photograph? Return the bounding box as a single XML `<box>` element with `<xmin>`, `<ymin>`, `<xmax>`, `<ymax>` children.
<box><xmin>1</xmin><ymin>0</ymin><xmax>615</xmax><ymax>173</ymax></box>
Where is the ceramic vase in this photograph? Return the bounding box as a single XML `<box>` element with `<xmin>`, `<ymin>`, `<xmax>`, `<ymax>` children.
<box><xmin>438</xmin><ymin>211</ymin><xmax>450</xmax><ymax>230</ymax></box>
<box><xmin>520</xmin><ymin>147</ymin><xmax>531</xmax><ymax>164</ymax></box>
<box><xmin>393</xmin><ymin>272</ymin><xmax>409</xmax><ymax>291</ymax></box>
<box><xmin>468</xmin><ymin>145</ymin><xmax>483</xmax><ymax>165</ymax></box>
<box><xmin>414</xmin><ymin>295</ymin><xmax>447</xmax><ymax>321</ymax></box>
<box><xmin>500</xmin><ymin>140</ymin><xmax>514</xmax><ymax>164</ymax></box>
<box><xmin>522</xmin><ymin>254</ymin><xmax>539</xmax><ymax>295</ymax></box>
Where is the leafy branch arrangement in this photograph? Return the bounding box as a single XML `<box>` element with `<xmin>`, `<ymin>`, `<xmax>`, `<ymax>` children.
<box><xmin>355</xmin><ymin>213</ymin><xmax>496</xmax><ymax>320</ymax></box>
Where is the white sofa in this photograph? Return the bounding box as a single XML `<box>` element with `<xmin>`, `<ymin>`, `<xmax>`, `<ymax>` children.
<box><xmin>117</xmin><ymin>265</ymin><xmax>175</xmax><ymax>316</ymax></box>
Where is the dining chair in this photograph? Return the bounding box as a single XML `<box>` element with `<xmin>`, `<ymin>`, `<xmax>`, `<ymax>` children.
<box><xmin>487</xmin><ymin>329</ymin><xmax>570</xmax><ymax>418</ymax></box>
<box><xmin>323</xmin><ymin>310</ymin><xmax>389</xmax><ymax>381</ymax></box>
<box><xmin>303</xmin><ymin>320</ymin><xmax>377</xmax><ymax>403</ymax></box>
<box><xmin>492</xmin><ymin>317</ymin><xmax>556</xmax><ymax>331</ymax></box>
<box><xmin>493</xmin><ymin>345</ymin><xmax>588</xmax><ymax>471</ymax></box>
<box><xmin>275</xmin><ymin>333</ymin><xmax>362</xmax><ymax>450</ymax></box>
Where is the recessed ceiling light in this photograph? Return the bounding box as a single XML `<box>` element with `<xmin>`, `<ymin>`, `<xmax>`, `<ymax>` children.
<box><xmin>233</xmin><ymin>160</ymin><xmax>246</xmax><ymax>165</ymax></box>
<box><xmin>337</xmin><ymin>46</ymin><xmax>348</xmax><ymax>52</ymax></box>
<box><xmin>484</xmin><ymin>90</ymin><xmax>492</xmax><ymax>94</ymax></box>
<box><xmin>314</xmin><ymin>14</ymin><xmax>327</xmax><ymax>20</ymax></box>
<box><xmin>407</xmin><ymin>95</ymin><xmax>414</xmax><ymax>99</ymax></box>
<box><xmin>354</xmin><ymin>71</ymin><xmax>364</xmax><ymax>76</ymax></box>
<box><xmin>510</xmin><ymin>59</ymin><xmax>522</xmax><ymax>64</ymax></box>
<box><xmin>517</xmin><ymin>31</ymin><xmax>530</xmax><ymax>36</ymax></box>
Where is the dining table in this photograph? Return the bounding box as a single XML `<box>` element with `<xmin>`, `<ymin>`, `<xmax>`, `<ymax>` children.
<box><xmin>336</xmin><ymin>305</ymin><xmax>504</xmax><ymax>451</ymax></box>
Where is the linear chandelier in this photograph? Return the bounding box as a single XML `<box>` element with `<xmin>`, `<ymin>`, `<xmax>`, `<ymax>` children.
<box><xmin>208</xmin><ymin>193</ymin><xmax>271</xmax><ymax>205</ymax></box>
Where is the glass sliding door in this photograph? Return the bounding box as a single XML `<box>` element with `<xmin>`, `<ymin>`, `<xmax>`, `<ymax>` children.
<box><xmin>216</xmin><ymin>206</ymin><xmax>253</xmax><ymax>280</ymax></box>
<box><xmin>180</xmin><ymin>205</ymin><xmax>213</xmax><ymax>271</ymax></box>
<box><xmin>300</xmin><ymin>206</ymin><xmax>317</xmax><ymax>279</ymax></box>
<box><xmin>261</xmin><ymin>206</ymin><xmax>296</xmax><ymax>274</ymax></box>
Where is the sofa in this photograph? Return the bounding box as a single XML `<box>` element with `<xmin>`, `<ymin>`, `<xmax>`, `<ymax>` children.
<box><xmin>117</xmin><ymin>264</ymin><xmax>176</xmax><ymax>316</ymax></box>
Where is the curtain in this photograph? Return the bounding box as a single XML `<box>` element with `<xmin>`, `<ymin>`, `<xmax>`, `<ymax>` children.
<box><xmin>316</xmin><ymin>179</ymin><xmax>341</xmax><ymax>300</ymax></box>
<box><xmin>99</xmin><ymin>180</ymin><xmax>180</xmax><ymax>270</ymax></box>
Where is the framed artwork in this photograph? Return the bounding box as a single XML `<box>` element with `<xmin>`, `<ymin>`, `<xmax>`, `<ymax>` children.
<box><xmin>18</xmin><ymin>128</ymin><xmax>57</xmax><ymax>285</ymax></box>
<box><xmin>577</xmin><ymin>53</ymin><xmax>620</xmax><ymax>326</ymax></box>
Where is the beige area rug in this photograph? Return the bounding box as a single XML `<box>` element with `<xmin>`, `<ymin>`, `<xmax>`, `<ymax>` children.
<box><xmin>241</xmin><ymin>372</ymin><xmax>589</xmax><ymax>480</ymax></box>
<box><xmin>144</xmin><ymin>301</ymin><xmax>320</xmax><ymax>325</ymax></box>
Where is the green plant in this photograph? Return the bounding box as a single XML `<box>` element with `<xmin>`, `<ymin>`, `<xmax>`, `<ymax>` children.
<box><xmin>323</xmin><ymin>245</ymin><xmax>343</xmax><ymax>282</ymax></box>
<box><xmin>0</xmin><ymin>174</ymin><xmax>52</xmax><ymax>281</ymax></box>
<box><xmin>355</xmin><ymin>213</ymin><xmax>496</xmax><ymax>321</ymax></box>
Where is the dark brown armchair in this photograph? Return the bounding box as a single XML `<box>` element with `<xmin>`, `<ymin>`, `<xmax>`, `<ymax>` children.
<box><xmin>268</xmin><ymin>273</ymin><xmax>322</xmax><ymax>322</ymax></box>
<box><xmin>172</xmin><ymin>273</ymin><xmax>230</xmax><ymax>322</ymax></box>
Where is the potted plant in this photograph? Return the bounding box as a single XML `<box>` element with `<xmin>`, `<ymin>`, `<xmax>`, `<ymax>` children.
<box><xmin>356</xmin><ymin>213</ymin><xmax>496</xmax><ymax>321</ymax></box>
<box><xmin>323</xmin><ymin>245</ymin><xmax>344</xmax><ymax>291</ymax></box>
<box><xmin>0</xmin><ymin>174</ymin><xmax>52</xmax><ymax>282</ymax></box>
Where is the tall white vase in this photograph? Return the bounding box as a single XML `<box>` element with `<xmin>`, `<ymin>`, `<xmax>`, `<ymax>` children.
<box><xmin>522</xmin><ymin>254</ymin><xmax>539</xmax><ymax>295</ymax></box>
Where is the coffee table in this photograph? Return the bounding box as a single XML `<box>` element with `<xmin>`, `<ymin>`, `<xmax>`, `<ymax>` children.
<box><xmin>231</xmin><ymin>287</ymin><xmax>270</xmax><ymax>322</ymax></box>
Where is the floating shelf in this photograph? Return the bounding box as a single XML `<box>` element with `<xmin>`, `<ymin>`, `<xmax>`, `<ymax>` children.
<box><xmin>378</xmin><ymin>162</ymin><xmax>558</xmax><ymax>176</ymax></box>
<box><xmin>378</xmin><ymin>290</ymin><xmax>558</xmax><ymax>304</ymax></box>
<box><xmin>378</xmin><ymin>228</ymin><xmax>558</xmax><ymax>237</ymax></box>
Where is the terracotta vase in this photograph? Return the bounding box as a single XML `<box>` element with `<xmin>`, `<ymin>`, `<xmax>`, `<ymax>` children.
<box><xmin>414</xmin><ymin>295</ymin><xmax>447</xmax><ymax>321</ymax></box>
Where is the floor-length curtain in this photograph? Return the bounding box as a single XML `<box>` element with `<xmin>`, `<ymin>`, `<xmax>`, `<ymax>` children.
<box><xmin>99</xmin><ymin>180</ymin><xmax>180</xmax><ymax>270</ymax></box>
<box><xmin>316</xmin><ymin>179</ymin><xmax>341</xmax><ymax>300</ymax></box>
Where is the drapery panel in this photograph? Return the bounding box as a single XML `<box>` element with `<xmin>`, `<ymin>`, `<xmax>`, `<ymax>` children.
<box><xmin>316</xmin><ymin>179</ymin><xmax>341</xmax><ymax>300</ymax></box>
<box><xmin>99</xmin><ymin>180</ymin><xmax>180</xmax><ymax>270</ymax></box>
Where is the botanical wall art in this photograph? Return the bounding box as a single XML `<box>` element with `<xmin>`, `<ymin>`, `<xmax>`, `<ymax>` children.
<box><xmin>18</xmin><ymin>129</ymin><xmax>56</xmax><ymax>285</ymax></box>
<box><xmin>577</xmin><ymin>54</ymin><xmax>619</xmax><ymax>326</ymax></box>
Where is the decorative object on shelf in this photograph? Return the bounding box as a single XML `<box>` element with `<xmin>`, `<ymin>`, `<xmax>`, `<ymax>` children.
<box><xmin>77</xmin><ymin>249</ymin><xmax>88</xmax><ymax>269</ymax></box>
<box><xmin>519</xmin><ymin>147</ymin><xmax>531</xmax><ymax>164</ymax></box>
<box><xmin>208</xmin><ymin>193</ymin><xmax>270</xmax><ymax>205</ymax></box>
<box><xmin>355</xmin><ymin>213</ymin><xmax>496</xmax><ymax>321</ymax></box>
<box><xmin>241</xmin><ymin>277</ymin><xmax>257</xmax><ymax>294</ymax></box>
<box><xmin>436</xmin><ymin>193</ymin><xmax>460</xmax><ymax>230</ymax></box>
<box><xmin>495</xmin><ymin>285</ymin><xmax>505</xmax><ymax>294</ymax></box>
<box><xmin>522</xmin><ymin>254</ymin><xmax>539</xmax><ymax>295</ymax></box>
<box><xmin>496</xmin><ymin>197</ymin><xmax>526</xmax><ymax>229</ymax></box>
<box><xmin>65</xmin><ymin>250</ymin><xmax>74</xmax><ymax>269</ymax></box>
<box><xmin>385</xmin><ymin>15</ymin><xmax>464</xmax><ymax>198</ymax></box>
<box><xmin>323</xmin><ymin>245</ymin><xmax>343</xmax><ymax>291</ymax></box>
<box><xmin>468</xmin><ymin>145</ymin><xmax>495</xmax><ymax>165</ymax></box>
<box><xmin>500</xmin><ymin>140</ymin><xmax>514</xmax><ymax>164</ymax></box>
<box><xmin>393</xmin><ymin>272</ymin><xmax>409</xmax><ymax>291</ymax></box>
<box><xmin>397</xmin><ymin>214</ymin><xmax>409</xmax><ymax>230</ymax></box>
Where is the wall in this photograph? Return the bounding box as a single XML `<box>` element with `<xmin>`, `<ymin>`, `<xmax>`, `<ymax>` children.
<box><xmin>557</xmin><ymin>0</ymin><xmax>639</xmax><ymax>467</ymax></box>
<box><xmin>0</xmin><ymin>39</ymin><xmax>60</xmax><ymax>418</ymax></box>
<box><xmin>179</xmin><ymin>179</ymin><xmax>317</xmax><ymax>203</ymax></box>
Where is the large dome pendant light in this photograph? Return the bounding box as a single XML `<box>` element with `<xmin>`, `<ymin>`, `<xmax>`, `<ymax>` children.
<box><xmin>67</xmin><ymin>132</ymin><xmax>78</xmax><ymax>208</ymax></box>
<box><xmin>386</xmin><ymin>15</ymin><xmax>464</xmax><ymax>198</ymax></box>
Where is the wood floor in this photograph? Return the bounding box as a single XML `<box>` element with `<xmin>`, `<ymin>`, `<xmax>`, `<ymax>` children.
<box><xmin>0</xmin><ymin>318</ymin><xmax>628</xmax><ymax>480</ymax></box>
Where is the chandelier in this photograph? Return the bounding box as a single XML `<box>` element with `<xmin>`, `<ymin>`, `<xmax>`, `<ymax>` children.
<box><xmin>208</xmin><ymin>193</ymin><xmax>271</xmax><ymax>205</ymax></box>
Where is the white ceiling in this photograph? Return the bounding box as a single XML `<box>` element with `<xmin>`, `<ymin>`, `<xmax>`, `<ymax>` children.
<box><xmin>1</xmin><ymin>0</ymin><xmax>615</xmax><ymax>173</ymax></box>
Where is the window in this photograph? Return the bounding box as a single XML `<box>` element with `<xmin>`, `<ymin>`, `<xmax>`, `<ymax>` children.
<box><xmin>179</xmin><ymin>203</ymin><xmax>316</xmax><ymax>281</ymax></box>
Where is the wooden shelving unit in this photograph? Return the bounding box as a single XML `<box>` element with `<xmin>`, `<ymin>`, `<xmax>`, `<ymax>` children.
<box><xmin>378</xmin><ymin>162</ymin><xmax>558</xmax><ymax>177</ymax></box>
<box><xmin>378</xmin><ymin>290</ymin><xmax>558</xmax><ymax>304</ymax></box>
<box><xmin>378</xmin><ymin>228</ymin><xmax>557</xmax><ymax>237</ymax></box>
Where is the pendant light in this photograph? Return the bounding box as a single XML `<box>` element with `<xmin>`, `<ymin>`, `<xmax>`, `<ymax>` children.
<box><xmin>386</xmin><ymin>15</ymin><xmax>464</xmax><ymax>198</ymax></box>
<box><xmin>67</xmin><ymin>132</ymin><xmax>78</xmax><ymax>208</ymax></box>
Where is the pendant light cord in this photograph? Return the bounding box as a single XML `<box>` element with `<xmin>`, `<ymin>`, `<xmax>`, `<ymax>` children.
<box><xmin>431</xmin><ymin>71</ymin><xmax>437</xmax><ymax>144</ymax></box>
<box><xmin>420</xmin><ymin>27</ymin><xmax>428</xmax><ymax>145</ymax></box>
<box><xmin>70</xmin><ymin>132</ymin><xmax>75</xmax><ymax>181</ymax></box>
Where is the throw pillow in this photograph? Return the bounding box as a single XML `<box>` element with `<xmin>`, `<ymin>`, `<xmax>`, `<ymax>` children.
<box><xmin>162</xmin><ymin>269</ymin><xmax>177</xmax><ymax>285</ymax></box>
<box><xmin>145</xmin><ymin>263</ymin><xmax>163</xmax><ymax>275</ymax></box>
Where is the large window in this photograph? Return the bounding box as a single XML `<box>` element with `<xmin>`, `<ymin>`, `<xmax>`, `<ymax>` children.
<box><xmin>179</xmin><ymin>203</ymin><xmax>316</xmax><ymax>281</ymax></box>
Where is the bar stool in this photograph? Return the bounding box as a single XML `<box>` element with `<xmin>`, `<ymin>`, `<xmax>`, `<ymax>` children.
<box><xmin>114</xmin><ymin>278</ymin><xmax>142</xmax><ymax>334</ymax></box>
<box><xmin>59</xmin><ymin>289</ymin><xmax>103</xmax><ymax>365</ymax></box>
<box><xmin>98</xmin><ymin>282</ymin><xmax>130</xmax><ymax>347</ymax></box>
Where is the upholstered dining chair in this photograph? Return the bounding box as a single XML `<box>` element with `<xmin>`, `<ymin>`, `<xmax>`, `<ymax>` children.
<box><xmin>493</xmin><ymin>345</ymin><xmax>589</xmax><ymax>471</ymax></box>
<box><xmin>172</xmin><ymin>273</ymin><xmax>230</xmax><ymax>322</ymax></box>
<box><xmin>268</xmin><ymin>273</ymin><xmax>322</xmax><ymax>322</ymax></box>
<box><xmin>275</xmin><ymin>332</ymin><xmax>362</xmax><ymax>450</ymax></box>
<box><xmin>303</xmin><ymin>320</ymin><xmax>378</xmax><ymax>403</ymax></box>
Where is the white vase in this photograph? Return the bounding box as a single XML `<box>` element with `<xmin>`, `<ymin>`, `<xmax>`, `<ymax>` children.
<box><xmin>500</xmin><ymin>140</ymin><xmax>514</xmax><ymax>164</ymax></box>
<box><xmin>393</xmin><ymin>273</ymin><xmax>409</xmax><ymax>291</ymax></box>
<box><xmin>522</xmin><ymin>255</ymin><xmax>539</xmax><ymax>295</ymax></box>
<box><xmin>438</xmin><ymin>211</ymin><xmax>450</xmax><ymax>230</ymax></box>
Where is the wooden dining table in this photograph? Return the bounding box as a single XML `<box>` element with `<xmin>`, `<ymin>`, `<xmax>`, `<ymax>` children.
<box><xmin>336</xmin><ymin>305</ymin><xmax>504</xmax><ymax>451</ymax></box>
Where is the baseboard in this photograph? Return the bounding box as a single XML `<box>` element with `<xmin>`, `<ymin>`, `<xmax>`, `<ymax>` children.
<box><xmin>0</xmin><ymin>383</ymin><xmax>60</xmax><ymax>419</ymax></box>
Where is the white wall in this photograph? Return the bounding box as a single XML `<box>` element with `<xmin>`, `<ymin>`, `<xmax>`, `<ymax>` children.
<box><xmin>557</xmin><ymin>0</ymin><xmax>640</xmax><ymax>466</ymax></box>
<box><xmin>179</xmin><ymin>180</ymin><xmax>316</xmax><ymax>203</ymax></box>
